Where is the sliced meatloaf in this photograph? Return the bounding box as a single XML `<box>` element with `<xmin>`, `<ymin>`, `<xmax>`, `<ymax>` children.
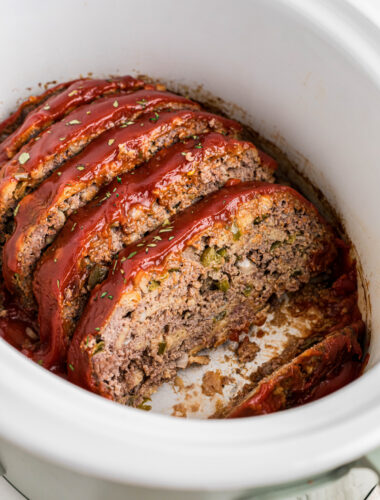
<box><xmin>0</xmin><ymin>90</ymin><xmax>200</xmax><ymax>240</ymax></box>
<box><xmin>6</xmin><ymin>112</ymin><xmax>244</xmax><ymax>309</ymax></box>
<box><xmin>67</xmin><ymin>182</ymin><xmax>337</xmax><ymax>404</ymax></box>
<box><xmin>225</xmin><ymin>321</ymin><xmax>364</xmax><ymax>418</ymax></box>
<box><xmin>32</xmin><ymin>135</ymin><xmax>276</xmax><ymax>367</ymax></box>
<box><xmin>0</xmin><ymin>79</ymin><xmax>80</xmax><ymax>145</ymax></box>
<box><xmin>0</xmin><ymin>76</ymin><xmax>149</xmax><ymax>162</ymax></box>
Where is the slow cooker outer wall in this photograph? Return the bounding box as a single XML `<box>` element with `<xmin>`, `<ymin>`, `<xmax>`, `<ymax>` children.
<box><xmin>0</xmin><ymin>0</ymin><xmax>380</xmax><ymax>494</ymax></box>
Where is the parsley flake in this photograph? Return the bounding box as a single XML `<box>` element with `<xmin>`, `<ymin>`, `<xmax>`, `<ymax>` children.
<box><xmin>18</xmin><ymin>152</ymin><xmax>30</xmax><ymax>165</ymax></box>
<box><xmin>149</xmin><ymin>112</ymin><xmax>159</xmax><ymax>123</ymax></box>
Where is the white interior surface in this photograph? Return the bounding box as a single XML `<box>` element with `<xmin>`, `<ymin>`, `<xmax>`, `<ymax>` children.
<box><xmin>0</xmin><ymin>0</ymin><xmax>380</xmax><ymax>497</ymax></box>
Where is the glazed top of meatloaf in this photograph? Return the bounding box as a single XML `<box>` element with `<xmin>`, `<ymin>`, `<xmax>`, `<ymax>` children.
<box><xmin>0</xmin><ymin>79</ymin><xmax>80</xmax><ymax>143</ymax></box>
<box><xmin>0</xmin><ymin>90</ymin><xmax>200</xmax><ymax>209</ymax></box>
<box><xmin>0</xmin><ymin>75</ymin><xmax>149</xmax><ymax>161</ymax></box>
<box><xmin>68</xmin><ymin>181</ymin><xmax>335</xmax><ymax>393</ymax></box>
<box><xmin>31</xmin><ymin>131</ymin><xmax>275</xmax><ymax>300</ymax></box>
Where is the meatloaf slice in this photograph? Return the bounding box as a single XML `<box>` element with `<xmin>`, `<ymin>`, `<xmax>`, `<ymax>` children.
<box><xmin>67</xmin><ymin>182</ymin><xmax>337</xmax><ymax>404</ymax></box>
<box><xmin>32</xmin><ymin>134</ymin><xmax>276</xmax><ymax>367</ymax></box>
<box><xmin>6</xmin><ymin>112</ymin><xmax>244</xmax><ymax>309</ymax></box>
<box><xmin>0</xmin><ymin>79</ymin><xmax>80</xmax><ymax>145</ymax></box>
<box><xmin>225</xmin><ymin>321</ymin><xmax>364</xmax><ymax>418</ymax></box>
<box><xmin>0</xmin><ymin>90</ymin><xmax>200</xmax><ymax>239</ymax></box>
<box><xmin>0</xmin><ymin>76</ymin><xmax>149</xmax><ymax>162</ymax></box>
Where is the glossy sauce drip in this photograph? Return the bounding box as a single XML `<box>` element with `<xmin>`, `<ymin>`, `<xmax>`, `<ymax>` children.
<box><xmin>0</xmin><ymin>76</ymin><xmax>148</xmax><ymax>160</ymax></box>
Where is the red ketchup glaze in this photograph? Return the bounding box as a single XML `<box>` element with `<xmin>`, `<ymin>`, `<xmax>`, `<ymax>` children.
<box><xmin>29</xmin><ymin>129</ymin><xmax>258</xmax><ymax>368</ymax></box>
<box><xmin>257</xmin><ymin>150</ymin><xmax>277</xmax><ymax>171</ymax></box>
<box><xmin>227</xmin><ymin>321</ymin><xmax>364</xmax><ymax>418</ymax></box>
<box><xmin>0</xmin><ymin>80</ymin><xmax>80</xmax><ymax>162</ymax></box>
<box><xmin>67</xmin><ymin>182</ymin><xmax>326</xmax><ymax>395</ymax></box>
<box><xmin>0</xmin><ymin>285</ymin><xmax>67</xmax><ymax>377</ymax></box>
<box><xmin>0</xmin><ymin>286</ymin><xmax>37</xmax><ymax>354</ymax></box>
<box><xmin>0</xmin><ymin>76</ymin><xmax>149</xmax><ymax>160</ymax></box>
<box><xmin>4</xmin><ymin>110</ymin><xmax>241</xmax><ymax>295</ymax></box>
<box><xmin>0</xmin><ymin>90</ymin><xmax>201</xmax><ymax>203</ymax></box>
<box><xmin>301</xmin><ymin>360</ymin><xmax>362</xmax><ymax>404</ymax></box>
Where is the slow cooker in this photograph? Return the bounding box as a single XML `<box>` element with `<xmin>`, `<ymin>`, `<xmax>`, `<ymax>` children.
<box><xmin>1</xmin><ymin>0</ymin><xmax>380</xmax><ymax>498</ymax></box>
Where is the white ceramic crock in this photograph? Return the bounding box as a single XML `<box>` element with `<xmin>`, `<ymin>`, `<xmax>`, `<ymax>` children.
<box><xmin>1</xmin><ymin>1</ymin><xmax>380</xmax><ymax>498</ymax></box>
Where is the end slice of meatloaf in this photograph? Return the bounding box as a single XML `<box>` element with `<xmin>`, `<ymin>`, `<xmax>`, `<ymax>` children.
<box><xmin>0</xmin><ymin>79</ymin><xmax>81</xmax><ymax>146</ymax></box>
<box><xmin>5</xmin><ymin>111</ymin><xmax>245</xmax><ymax>309</ymax></box>
<box><xmin>0</xmin><ymin>90</ymin><xmax>201</xmax><ymax>238</ymax></box>
<box><xmin>67</xmin><ymin>182</ymin><xmax>337</xmax><ymax>404</ymax></box>
<box><xmin>32</xmin><ymin>134</ymin><xmax>276</xmax><ymax>367</ymax></box>
<box><xmin>0</xmin><ymin>76</ymin><xmax>149</xmax><ymax>162</ymax></box>
<box><xmin>224</xmin><ymin>320</ymin><xmax>364</xmax><ymax>418</ymax></box>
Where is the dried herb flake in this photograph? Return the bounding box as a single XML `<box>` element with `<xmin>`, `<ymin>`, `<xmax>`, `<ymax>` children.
<box><xmin>18</xmin><ymin>152</ymin><xmax>30</xmax><ymax>165</ymax></box>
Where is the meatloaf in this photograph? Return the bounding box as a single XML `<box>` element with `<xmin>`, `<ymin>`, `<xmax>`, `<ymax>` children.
<box><xmin>67</xmin><ymin>182</ymin><xmax>337</xmax><ymax>404</ymax></box>
<box><xmin>0</xmin><ymin>90</ymin><xmax>200</xmax><ymax>241</ymax></box>
<box><xmin>0</xmin><ymin>76</ymin><xmax>149</xmax><ymax>163</ymax></box>
<box><xmin>0</xmin><ymin>79</ymin><xmax>80</xmax><ymax>144</ymax></box>
<box><xmin>225</xmin><ymin>321</ymin><xmax>364</xmax><ymax>418</ymax></box>
<box><xmin>32</xmin><ymin>134</ymin><xmax>276</xmax><ymax>367</ymax></box>
<box><xmin>4</xmin><ymin>111</ymin><xmax>244</xmax><ymax>309</ymax></box>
